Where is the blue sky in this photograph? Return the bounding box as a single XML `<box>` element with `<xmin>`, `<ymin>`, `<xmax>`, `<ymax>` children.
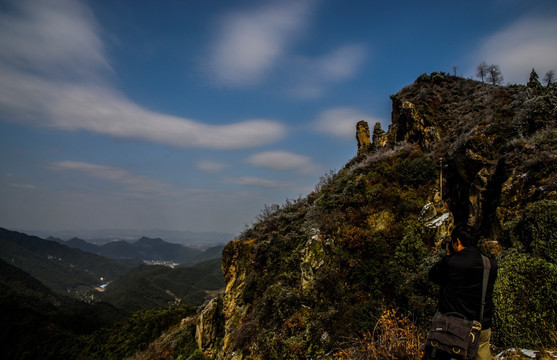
<box><xmin>1</xmin><ymin>0</ymin><xmax>556</xmax><ymax>235</ymax></box>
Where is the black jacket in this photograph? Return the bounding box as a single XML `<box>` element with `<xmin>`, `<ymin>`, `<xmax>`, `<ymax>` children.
<box><xmin>429</xmin><ymin>247</ymin><xmax>498</xmax><ymax>329</ymax></box>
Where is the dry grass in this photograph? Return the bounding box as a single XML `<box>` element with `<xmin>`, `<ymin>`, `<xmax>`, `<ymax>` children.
<box><xmin>334</xmin><ymin>309</ymin><xmax>424</xmax><ymax>360</ymax></box>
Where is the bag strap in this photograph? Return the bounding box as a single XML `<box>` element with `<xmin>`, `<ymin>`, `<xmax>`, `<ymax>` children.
<box><xmin>479</xmin><ymin>255</ymin><xmax>491</xmax><ymax>323</ymax></box>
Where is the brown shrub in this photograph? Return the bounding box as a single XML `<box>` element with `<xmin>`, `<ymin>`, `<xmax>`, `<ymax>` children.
<box><xmin>334</xmin><ymin>309</ymin><xmax>424</xmax><ymax>360</ymax></box>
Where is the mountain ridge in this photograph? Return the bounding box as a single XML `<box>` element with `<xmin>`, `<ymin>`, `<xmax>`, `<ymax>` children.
<box><xmin>22</xmin><ymin>228</ymin><xmax>235</xmax><ymax>248</ymax></box>
<box><xmin>48</xmin><ymin>233</ymin><xmax>224</xmax><ymax>265</ymax></box>
<box><xmin>195</xmin><ymin>72</ymin><xmax>557</xmax><ymax>359</ymax></box>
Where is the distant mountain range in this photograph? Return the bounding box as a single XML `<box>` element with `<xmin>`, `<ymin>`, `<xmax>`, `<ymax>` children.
<box><xmin>49</xmin><ymin>235</ymin><xmax>224</xmax><ymax>265</ymax></box>
<box><xmin>0</xmin><ymin>227</ymin><xmax>142</xmax><ymax>298</ymax></box>
<box><xmin>0</xmin><ymin>228</ymin><xmax>225</xmax><ymax>300</ymax></box>
<box><xmin>19</xmin><ymin>228</ymin><xmax>236</xmax><ymax>248</ymax></box>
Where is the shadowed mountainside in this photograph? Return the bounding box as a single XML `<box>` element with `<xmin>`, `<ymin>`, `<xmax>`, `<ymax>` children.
<box><xmin>195</xmin><ymin>72</ymin><xmax>557</xmax><ymax>359</ymax></box>
<box><xmin>0</xmin><ymin>228</ymin><xmax>142</xmax><ymax>299</ymax></box>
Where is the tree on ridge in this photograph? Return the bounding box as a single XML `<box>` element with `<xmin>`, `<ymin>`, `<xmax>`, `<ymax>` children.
<box><xmin>486</xmin><ymin>64</ymin><xmax>503</xmax><ymax>85</ymax></box>
<box><xmin>543</xmin><ymin>70</ymin><xmax>555</xmax><ymax>86</ymax></box>
<box><xmin>476</xmin><ymin>61</ymin><xmax>488</xmax><ymax>82</ymax></box>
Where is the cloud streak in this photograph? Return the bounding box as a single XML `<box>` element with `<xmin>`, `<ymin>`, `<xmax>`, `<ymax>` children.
<box><xmin>224</xmin><ymin>176</ymin><xmax>282</xmax><ymax>189</ymax></box>
<box><xmin>290</xmin><ymin>44</ymin><xmax>368</xmax><ymax>99</ymax></box>
<box><xmin>0</xmin><ymin>0</ymin><xmax>286</xmax><ymax>150</ymax></box>
<box><xmin>473</xmin><ymin>15</ymin><xmax>557</xmax><ymax>84</ymax></box>
<box><xmin>207</xmin><ymin>1</ymin><xmax>312</xmax><ymax>87</ymax></box>
<box><xmin>247</xmin><ymin>151</ymin><xmax>315</xmax><ymax>173</ymax></box>
<box><xmin>51</xmin><ymin>161</ymin><xmax>180</xmax><ymax>197</ymax></box>
<box><xmin>197</xmin><ymin>160</ymin><xmax>228</xmax><ymax>173</ymax></box>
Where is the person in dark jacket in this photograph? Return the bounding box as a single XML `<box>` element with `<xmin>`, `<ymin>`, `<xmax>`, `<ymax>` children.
<box><xmin>428</xmin><ymin>225</ymin><xmax>498</xmax><ymax>360</ymax></box>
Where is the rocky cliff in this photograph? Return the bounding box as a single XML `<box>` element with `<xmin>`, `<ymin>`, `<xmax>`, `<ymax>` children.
<box><xmin>196</xmin><ymin>72</ymin><xmax>557</xmax><ymax>359</ymax></box>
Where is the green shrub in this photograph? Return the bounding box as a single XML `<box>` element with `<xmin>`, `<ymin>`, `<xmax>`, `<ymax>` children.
<box><xmin>493</xmin><ymin>251</ymin><xmax>557</xmax><ymax>348</ymax></box>
<box><xmin>395</xmin><ymin>156</ymin><xmax>437</xmax><ymax>186</ymax></box>
<box><xmin>519</xmin><ymin>200</ymin><xmax>557</xmax><ymax>263</ymax></box>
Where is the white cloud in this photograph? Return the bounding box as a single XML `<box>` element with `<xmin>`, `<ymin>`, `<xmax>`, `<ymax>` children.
<box><xmin>316</xmin><ymin>44</ymin><xmax>367</xmax><ymax>82</ymax></box>
<box><xmin>0</xmin><ymin>0</ymin><xmax>286</xmax><ymax>150</ymax></box>
<box><xmin>314</xmin><ymin>107</ymin><xmax>383</xmax><ymax>139</ymax></box>
<box><xmin>290</xmin><ymin>43</ymin><xmax>367</xmax><ymax>99</ymax></box>
<box><xmin>197</xmin><ymin>160</ymin><xmax>228</xmax><ymax>173</ymax></box>
<box><xmin>207</xmin><ymin>1</ymin><xmax>312</xmax><ymax>87</ymax></box>
<box><xmin>206</xmin><ymin>1</ymin><xmax>366</xmax><ymax>96</ymax></box>
<box><xmin>247</xmin><ymin>151</ymin><xmax>315</xmax><ymax>173</ymax></box>
<box><xmin>224</xmin><ymin>176</ymin><xmax>282</xmax><ymax>188</ymax></box>
<box><xmin>0</xmin><ymin>0</ymin><xmax>109</xmax><ymax>78</ymax></box>
<box><xmin>473</xmin><ymin>15</ymin><xmax>557</xmax><ymax>84</ymax></box>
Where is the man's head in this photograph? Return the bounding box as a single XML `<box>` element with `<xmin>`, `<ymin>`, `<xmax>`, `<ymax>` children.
<box><xmin>450</xmin><ymin>225</ymin><xmax>479</xmax><ymax>249</ymax></box>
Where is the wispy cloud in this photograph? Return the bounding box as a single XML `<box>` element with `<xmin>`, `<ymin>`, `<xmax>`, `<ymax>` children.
<box><xmin>473</xmin><ymin>15</ymin><xmax>557</xmax><ymax>84</ymax></box>
<box><xmin>206</xmin><ymin>1</ymin><xmax>313</xmax><ymax>87</ymax></box>
<box><xmin>197</xmin><ymin>160</ymin><xmax>228</xmax><ymax>173</ymax></box>
<box><xmin>290</xmin><ymin>44</ymin><xmax>368</xmax><ymax>99</ymax></box>
<box><xmin>247</xmin><ymin>151</ymin><xmax>315</xmax><ymax>173</ymax></box>
<box><xmin>9</xmin><ymin>183</ymin><xmax>36</xmax><ymax>189</ymax></box>
<box><xmin>314</xmin><ymin>107</ymin><xmax>383</xmax><ymax>139</ymax></box>
<box><xmin>50</xmin><ymin>160</ymin><xmax>183</xmax><ymax>197</ymax></box>
<box><xmin>0</xmin><ymin>0</ymin><xmax>286</xmax><ymax>150</ymax></box>
<box><xmin>224</xmin><ymin>176</ymin><xmax>282</xmax><ymax>189</ymax></box>
<box><xmin>0</xmin><ymin>0</ymin><xmax>109</xmax><ymax>79</ymax></box>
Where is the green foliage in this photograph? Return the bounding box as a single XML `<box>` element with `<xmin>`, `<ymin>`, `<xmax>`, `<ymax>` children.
<box><xmin>395</xmin><ymin>156</ymin><xmax>437</xmax><ymax>186</ymax></box>
<box><xmin>82</xmin><ymin>305</ymin><xmax>197</xmax><ymax>360</ymax></box>
<box><xmin>227</xmin><ymin>146</ymin><xmax>441</xmax><ymax>358</ymax></box>
<box><xmin>127</xmin><ymin>318</ymin><xmax>205</xmax><ymax>360</ymax></box>
<box><xmin>515</xmin><ymin>200</ymin><xmax>557</xmax><ymax>263</ymax></box>
<box><xmin>0</xmin><ymin>259</ymin><xmax>125</xmax><ymax>360</ymax></box>
<box><xmin>493</xmin><ymin>251</ymin><xmax>557</xmax><ymax>348</ymax></box>
<box><xmin>495</xmin><ymin>201</ymin><xmax>557</xmax><ymax>349</ymax></box>
<box><xmin>100</xmin><ymin>259</ymin><xmax>224</xmax><ymax>313</ymax></box>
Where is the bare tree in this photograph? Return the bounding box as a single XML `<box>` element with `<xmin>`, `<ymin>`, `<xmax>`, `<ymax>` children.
<box><xmin>452</xmin><ymin>66</ymin><xmax>458</xmax><ymax>76</ymax></box>
<box><xmin>476</xmin><ymin>62</ymin><xmax>489</xmax><ymax>82</ymax></box>
<box><xmin>543</xmin><ymin>70</ymin><xmax>555</xmax><ymax>86</ymax></box>
<box><xmin>486</xmin><ymin>64</ymin><xmax>503</xmax><ymax>85</ymax></box>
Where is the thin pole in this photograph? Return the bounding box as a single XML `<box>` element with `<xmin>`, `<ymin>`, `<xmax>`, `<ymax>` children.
<box><xmin>439</xmin><ymin>158</ymin><xmax>443</xmax><ymax>201</ymax></box>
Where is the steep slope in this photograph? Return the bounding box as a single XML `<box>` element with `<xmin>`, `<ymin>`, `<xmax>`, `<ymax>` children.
<box><xmin>194</xmin><ymin>244</ymin><xmax>225</xmax><ymax>263</ymax></box>
<box><xmin>0</xmin><ymin>259</ymin><xmax>124</xmax><ymax>359</ymax></box>
<box><xmin>195</xmin><ymin>73</ymin><xmax>557</xmax><ymax>359</ymax></box>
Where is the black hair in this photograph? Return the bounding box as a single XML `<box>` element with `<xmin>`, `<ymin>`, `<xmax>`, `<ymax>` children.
<box><xmin>450</xmin><ymin>225</ymin><xmax>479</xmax><ymax>247</ymax></box>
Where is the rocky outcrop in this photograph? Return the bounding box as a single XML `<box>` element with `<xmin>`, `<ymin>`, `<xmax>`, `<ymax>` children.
<box><xmin>372</xmin><ymin>122</ymin><xmax>388</xmax><ymax>148</ymax></box>
<box><xmin>196</xmin><ymin>296</ymin><xmax>224</xmax><ymax>358</ymax></box>
<box><xmin>356</xmin><ymin>120</ymin><xmax>371</xmax><ymax>156</ymax></box>
<box><xmin>389</xmin><ymin>99</ymin><xmax>441</xmax><ymax>150</ymax></box>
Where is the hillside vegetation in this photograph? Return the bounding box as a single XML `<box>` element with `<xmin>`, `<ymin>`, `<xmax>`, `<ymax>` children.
<box><xmin>194</xmin><ymin>72</ymin><xmax>557</xmax><ymax>359</ymax></box>
<box><xmin>0</xmin><ymin>228</ymin><xmax>142</xmax><ymax>299</ymax></box>
<box><xmin>0</xmin><ymin>258</ymin><xmax>125</xmax><ymax>359</ymax></box>
<box><xmin>100</xmin><ymin>259</ymin><xmax>224</xmax><ymax>313</ymax></box>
